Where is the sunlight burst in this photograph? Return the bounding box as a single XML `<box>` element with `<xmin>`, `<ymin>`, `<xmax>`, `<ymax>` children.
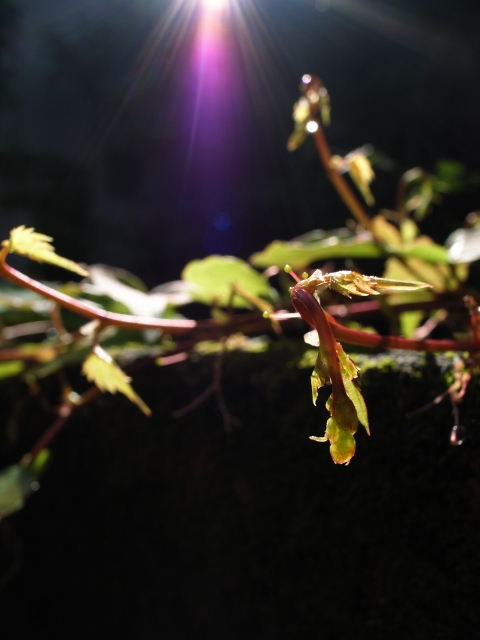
<box><xmin>201</xmin><ymin>0</ymin><xmax>228</xmax><ymax>11</ymax></box>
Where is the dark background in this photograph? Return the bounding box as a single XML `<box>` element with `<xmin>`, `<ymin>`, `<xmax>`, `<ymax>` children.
<box><xmin>1</xmin><ymin>0</ymin><xmax>480</xmax><ymax>285</ymax></box>
<box><xmin>2</xmin><ymin>349</ymin><xmax>480</xmax><ymax>639</ymax></box>
<box><xmin>1</xmin><ymin>2</ymin><xmax>480</xmax><ymax>638</ymax></box>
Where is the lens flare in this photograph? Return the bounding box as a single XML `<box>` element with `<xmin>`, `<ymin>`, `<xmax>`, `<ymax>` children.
<box><xmin>202</xmin><ymin>0</ymin><xmax>228</xmax><ymax>11</ymax></box>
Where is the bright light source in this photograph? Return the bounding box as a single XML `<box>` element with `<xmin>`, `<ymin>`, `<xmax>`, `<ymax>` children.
<box><xmin>306</xmin><ymin>120</ymin><xmax>319</xmax><ymax>133</ymax></box>
<box><xmin>202</xmin><ymin>0</ymin><xmax>228</xmax><ymax>11</ymax></box>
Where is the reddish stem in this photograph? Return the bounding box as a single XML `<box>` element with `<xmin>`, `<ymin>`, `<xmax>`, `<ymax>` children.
<box><xmin>291</xmin><ymin>286</ymin><xmax>346</xmax><ymax>397</ymax></box>
<box><xmin>325</xmin><ymin>311</ymin><xmax>480</xmax><ymax>352</ymax></box>
<box><xmin>312</xmin><ymin>126</ymin><xmax>374</xmax><ymax>232</ymax></box>
<box><xmin>0</xmin><ymin>256</ymin><xmax>196</xmax><ymax>336</ymax></box>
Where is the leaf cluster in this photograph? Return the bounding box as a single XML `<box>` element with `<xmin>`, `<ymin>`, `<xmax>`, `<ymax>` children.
<box><xmin>1</xmin><ymin>72</ymin><xmax>480</xmax><ymax>518</ymax></box>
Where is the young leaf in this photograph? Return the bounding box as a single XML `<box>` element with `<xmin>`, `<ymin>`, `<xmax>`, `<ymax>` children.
<box><xmin>299</xmin><ymin>270</ymin><xmax>432</xmax><ymax>298</ymax></box>
<box><xmin>331</xmin><ymin>151</ymin><xmax>376</xmax><ymax>206</ymax></box>
<box><xmin>344</xmin><ymin>378</ymin><xmax>369</xmax><ymax>434</ymax></box>
<box><xmin>82</xmin><ymin>345</ymin><xmax>151</xmax><ymax>416</ymax></box>
<box><xmin>310</xmin><ymin>393</ymin><xmax>358</xmax><ymax>465</ymax></box>
<box><xmin>2</xmin><ymin>226</ymin><xmax>89</xmax><ymax>277</ymax></box>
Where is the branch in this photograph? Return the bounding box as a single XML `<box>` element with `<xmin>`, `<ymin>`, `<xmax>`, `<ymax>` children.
<box><xmin>312</xmin><ymin>125</ymin><xmax>374</xmax><ymax>232</ymax></box>
<box><xmin>0</xmin><ymin>249</ymin><xmax>196</xmax><ymax>335</ymax></box>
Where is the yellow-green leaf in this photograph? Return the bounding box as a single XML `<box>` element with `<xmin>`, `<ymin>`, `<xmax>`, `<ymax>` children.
<box><xmin>344</xmin><ymin>378</ymin><xmax>370</xmax><ymax>434</ymax></box>
<box><xmin>371</xmin><ymin>215</ymin><xmax>402</xmax><ymax>246</ymax></box>
<box><xmin>299</xmin><ymin>270</ymin><xmax>432</xmax><ymax>298</ymax></box>
<box><xmin>2</xmin><ymin>226</ymin><xmax>89</xmax><ymax>277</ymax></box>
<box><xmin>345</xmin><ymin>151</ymin><xmax>375</xmax><ymax>207</ymax></box>
<box><xmin>82</xmin><ymin>345</ymin><xmax>151</xmax><ymax>416</ymax></box>
<box><xmin>182</xmin><ymin>256</ymin><xmax>273</xmax><ymax>309</ymax></box>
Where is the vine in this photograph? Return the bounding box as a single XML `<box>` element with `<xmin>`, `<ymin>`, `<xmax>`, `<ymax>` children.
<box><xmin>1</xmin><ymin>74</ymin><xmax>480</xmax><ymax>516</ymax></box>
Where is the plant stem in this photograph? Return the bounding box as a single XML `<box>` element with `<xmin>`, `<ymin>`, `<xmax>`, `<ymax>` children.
<box><xmin>291</xmin><ymin>286</ymin><xmax>346</xmax><ymax>396</ymax></box>
<box><xmin>25</xmin><ymin>385</ymin><xmax>101</xmax><ymax>461</ymax></box>
<box><xmin>312</xmin><ymin>125</ymin><xmax>374</xmax><ymax>232</ymax></box>
<box><xmin>326</xmin><ymin>311</ymin><xmax>480</xmax><ymax>352</ymax></box>
<box><xmin>0</xmin><ymin>254</ymin><xmax>197</xmax><ymax>335</ymax></box>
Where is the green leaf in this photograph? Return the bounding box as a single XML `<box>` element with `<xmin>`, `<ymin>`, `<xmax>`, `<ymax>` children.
<box><xmin>250</xmin><ymin>236</ymin><xmax>386</xmax><ymax>270</ymax></box>
<box><xmin>394</xmin><ymin>239</ymin><xmax>450</xmax><ymax>264</ymax></box>
<box><xmin>2</xmin><ymin>226</ymin><xmax>89</xmax><ymax>276</ymax></box>
<box><xmin>434</xmin><ymin>159</ymin><xmax>466</xmax><ymax>193</ymax></box>
<box><xmin>0</xmin><ymin>450</ymin><xmax>50</xmax><ymax>520</ymax></box>
<box><xmin>344</xmin><ymin>379</ymin><xmax>369</xmax><ymax>434</ymax></box>
<box><xmin>335</xmin><ymin>342</ymin><xmax>359</xmax><ymax>380</ymax></box>
<box><xmin>311</xmin><ymin>416</ymin><xmax>357</xmax><ymax>465</ymax></box>
<box><xmin>182</xmin><ymin>256</ymin><xmax>273</xmax><ymax>308</ymax></box>
<box><xmin>0</xmin><ymin>361</ymin><xmax>24</xmax><ymax>379</ymax></box>
<box><xmin>82</xmin><ymin>345</ymin><xmax>151</xmax><ymax>416</ymax></box>
<box><xmin>399</xmin><ymin>310</ymin><xmax>424</xmax><ymax>338</ymax></box>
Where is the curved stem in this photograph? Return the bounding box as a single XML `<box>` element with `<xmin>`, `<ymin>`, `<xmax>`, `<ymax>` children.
<box><xmin>312</xmin><ymin>126</ymin><xmax>373</xmax><ymax>232</ymax></box>
<box><xmin>291</xmin><ymin>286</ymin><xmax>346</xmax><ymax>397</ymax></box>
<box><xmin>0</xmin><ymin>254</ymin><xmax>197</xmax><ymax>335</ymax></box>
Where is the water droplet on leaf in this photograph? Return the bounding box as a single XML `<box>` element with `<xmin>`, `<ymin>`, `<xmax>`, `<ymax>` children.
<box><xmin>450</xmin><ymin>424</ymin><xmax>465</xmax><ymax>446</ymax></box>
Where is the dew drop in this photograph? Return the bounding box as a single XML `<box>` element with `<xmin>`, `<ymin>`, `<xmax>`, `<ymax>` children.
<box><xmin>46</xmin><ymin>327</ymin><xmax>58</xmax><ymax>341</ymax></box>
<box><xmin>30</xmin><ymin>481</ymin><xmax>40</xmax><ymax>492</ymax></box>
<box><xmin>262</xmin><ymin>311</ymin><xmax>270</xmax><ymax>319</ymax></box>
<box><xmin>450</xmin><ymin>424</ymin><xmax>466</xmax><ymax>446</ymax></box>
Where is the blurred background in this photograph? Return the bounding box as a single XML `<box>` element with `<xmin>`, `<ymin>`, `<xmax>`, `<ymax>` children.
<box><xmin>2</xmin><ymin>3</ymin><xmax>480</xmax><ymax>638</ymax></box>
<box><xmin>0</xmin><ymin>0</ymin><xmax>479</xmax><ymax>286</ymax></box>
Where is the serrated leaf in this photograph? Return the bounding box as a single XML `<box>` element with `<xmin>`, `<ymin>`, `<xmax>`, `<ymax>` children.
<box><xmin>335</xmin><ymin>342</ymin><xmax>359</xmax><ymax>380</ymax></box>
<box><xmin>182</xmin><ymin>256</ymin><xmax>273</xmax><ymax>309</ymax></box>
<box><xmin>2</xmin><ymin>226</ymin><xmax>89</xmax><ymax>276</ymax></box>
<box><xmin>300</xmin><ymin>270</ymin><xmax>432</xmax><ymax>298</ymax></box>
<box><xmin>311</xmin><ymin>415</ymin><xmax>356</xmax><ymax>465</ymax></box>
<box><xmin>82</xmin><ymin>345</ymin><xmax>151</xmax><ymax>416</ymax></box>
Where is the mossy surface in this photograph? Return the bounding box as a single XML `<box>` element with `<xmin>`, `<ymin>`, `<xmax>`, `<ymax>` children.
<box><xmin>1</xmin><ymin>346</ymin><xmax>480</xmax><ymax>639</ymax></box>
